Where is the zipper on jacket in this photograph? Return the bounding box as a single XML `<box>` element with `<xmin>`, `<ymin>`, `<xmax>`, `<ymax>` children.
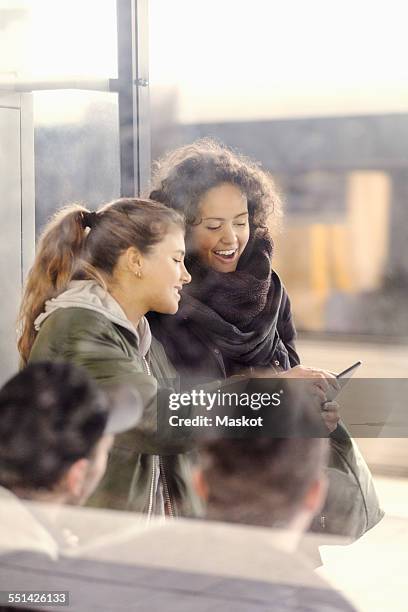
<box><xmin>143</xmin><ymin>353</ymin><xmax>156</xmax><ymax>519</ymax></box>
<box><xmin>142</xmin><ymin>355</ymin><xmax>151</xmax><ymax>375</ymax></box>
<box><xmin>147</xmin><ymin>455</ymin><xmax>156</xmax><ymax>519</ymax></box>
<box><xmin>142</xmin><ymin>353</ymin><xmax>176</xmax><ymax>518</ymax></box>
<box><xmin>159</xmin><ymin>456</ymin><xmax>176</xmax><ymax>518</ymax></box>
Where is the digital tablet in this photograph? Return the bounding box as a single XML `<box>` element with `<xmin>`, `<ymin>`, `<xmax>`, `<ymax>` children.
<box><xmin>326</xmin><ymin>360</ymin><xmax>362</xmax><ymax>401</ymax></box>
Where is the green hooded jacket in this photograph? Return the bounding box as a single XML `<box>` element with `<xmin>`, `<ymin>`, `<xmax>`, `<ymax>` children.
<box><xmin>29</xmin><ymin>280</ymin><xmax>201</xmax><ymax>517</ymax></box>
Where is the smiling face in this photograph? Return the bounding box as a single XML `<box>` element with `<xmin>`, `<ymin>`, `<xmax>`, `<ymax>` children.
<box><xmin>140</xmin><ymin>226</ymin><xmax>191</xmax><ymax>314</ymax></box>
<box><xmin>190</xmin><ymin>183</ymin><xmax>250</xmax><ymax>273</ymax></box>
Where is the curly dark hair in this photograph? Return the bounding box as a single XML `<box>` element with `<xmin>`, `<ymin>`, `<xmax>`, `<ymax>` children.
<box><xmin>0</xmin><ymin>361</ymin><xmax>108</xmax><ymax>491</ymax></box>
<box><xmin>150</xmin><ymin>139</ymin><xmax>283</xmax><ymax>236</ymax></box>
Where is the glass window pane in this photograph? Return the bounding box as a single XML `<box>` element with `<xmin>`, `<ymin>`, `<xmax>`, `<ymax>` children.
<box><xmin>14</xmin><ymin>0</ymin><xmax>117</xmax><ymax>81</ymax></box>
<box><xmin>150</xmin><ymin>0</ymin><xmax>408</xmax><ymax>124</ymax></box>
<box><xmin>1</xmin><ymin>2</ymin><xmax>121</xmax><ymax>229</ymax></box>
<box><xmin>149</xmin><ymin>0</ymin><xmax>408</xmax><ymax>340</ymax></box>
<box><xmin>34</xmin><ymin>91</ymin><xmax>120</xmax><ymax>232</ymax></box>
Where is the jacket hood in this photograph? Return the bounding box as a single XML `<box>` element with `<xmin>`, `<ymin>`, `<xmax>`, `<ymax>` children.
<box><xmin>34</xmin><ymin>280</ymin><xmax>151</xmax><ymax>357</ymax></box>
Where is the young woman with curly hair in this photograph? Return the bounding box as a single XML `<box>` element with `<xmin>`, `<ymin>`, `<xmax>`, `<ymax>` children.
<box><xmin>148</xmin><ymin>139</ymin><xmax>383</xmax><ymax>540</ymax></box>
<box><xmin>148</xmin><ymin>138</ymin><xmax>300</xmax><ymax>380</ymax></box>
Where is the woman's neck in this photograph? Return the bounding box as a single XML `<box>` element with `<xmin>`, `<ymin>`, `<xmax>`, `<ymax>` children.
<box><xmin>109</xmin><ymin>285</ymin><xmax>146</xmax><ymax>328</ymax></box>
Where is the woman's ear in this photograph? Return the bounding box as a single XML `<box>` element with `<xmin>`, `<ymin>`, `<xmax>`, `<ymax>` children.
<box><xmin>126</xmin><ymin>246</ymin><xmax>144</xmax><ymax>277</ymax></box>
<box><xmin>64</xmin><ymin>458</ymin><xmax>89</xmax><ymax>499</ymax></box>
<box><xmin>303</xmin><ymin>474</ymin><xmax>328</xmax><ymax>516</ymax></box>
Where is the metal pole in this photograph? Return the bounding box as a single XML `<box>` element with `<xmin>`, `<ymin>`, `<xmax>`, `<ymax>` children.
<box><xmin>116</xmin><ymin>0</ymin><xmax>136</xmax><ymax>196</ymax></box>
<box><xmin>134</xmin><ymin>0</ymin><xmax>151</xmax><ymax>196</ymax></box>
<box><xmin>116</xmin><ymin>0</ymin><xmax>150</xmax><ymax>197</ymax></box>
<box><xmin>0</xmin><ymin>79</ymin><xmax>113</xmax><ymax>92</ymax></box>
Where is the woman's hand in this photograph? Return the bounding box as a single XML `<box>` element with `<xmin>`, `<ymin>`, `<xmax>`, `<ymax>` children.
<box><xmin>281</xmin><ymin>365</ymin><xmax>339</xmax><ymax>404</ymax></box>
<box><xmin>284</xmin><ymin>366</ymin><xmax>341</xmax><ymax>432</ymax></box>
<box><xmin>247</xmin><ymin>364</ymin><xmax>341</xmax><ymax>431</ymax></box>
<box><xmin>246</xmin><ymin>364</ymin><xmax>339</xmax><ymax>402</ymax></box>
<box><xmin>321</xmin><ymin>400</ymin><xmax>341</xmax><ymax>433</ymax></box>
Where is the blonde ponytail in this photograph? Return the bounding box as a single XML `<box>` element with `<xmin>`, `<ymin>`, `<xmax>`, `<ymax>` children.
<box><xmin>18</xmin><ymin>204</ymin><xmax>90</xmax><ymax>365</ymax></box>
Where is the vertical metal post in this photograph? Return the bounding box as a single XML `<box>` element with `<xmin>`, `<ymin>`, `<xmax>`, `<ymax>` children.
<box><xmin>134</xmin><ymin>0</ymin><xmax>151</xmax><ymax>196</ymax></box>
<box><xmin>116</xmin><ymin>0</ymin><xmax>150</xmax><ymax>197</ymax></box>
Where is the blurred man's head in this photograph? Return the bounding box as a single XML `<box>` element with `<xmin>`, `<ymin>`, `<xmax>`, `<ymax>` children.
<box><xmin>195</xmin><ymin>402</ymin><xmax>329</xmax><ymax>540</ymax></box>
<box><xmin>0</xmin><ymin>362</ymin><xmax>139</xmax><ymax>505</ymax></box>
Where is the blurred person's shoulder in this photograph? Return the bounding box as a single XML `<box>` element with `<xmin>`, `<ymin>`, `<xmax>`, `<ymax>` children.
<box><xmin>88</xmin><ymin>517</ymin><xmax>357</xmax><ymax>611</ymax></box>
<box><xmin>0</xmin><ymin>512</ymin><xmax>357</xmax><ymax>611</ymax></box>
<box><xmin>0</xmin><ymin>486</ymin><xmax>58</xmax><ymax>560</ymax></box>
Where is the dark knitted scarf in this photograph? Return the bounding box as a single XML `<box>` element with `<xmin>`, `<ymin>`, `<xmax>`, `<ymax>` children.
<box><xmin>177</xmin><ymin>234</ymin><xmax>283</xmax><ymax>367</ymax></box>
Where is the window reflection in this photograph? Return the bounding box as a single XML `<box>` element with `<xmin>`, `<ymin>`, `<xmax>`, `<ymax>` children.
<box><xmin>149</xmin><ymin>0</ymin><xmax>408</xmax><ymax>339</ymax></box>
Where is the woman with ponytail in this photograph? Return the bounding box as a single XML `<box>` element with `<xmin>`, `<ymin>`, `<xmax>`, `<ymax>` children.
<box><xmin>18</xmin><ymin>198</ymin><xmax>200</xmax><ymax>516</ymax></box>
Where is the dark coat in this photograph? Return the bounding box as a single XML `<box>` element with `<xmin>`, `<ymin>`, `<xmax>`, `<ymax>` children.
<box><xmin>149</xmin><ymin>284</ymin><xmax>300</xmax><ymax>387</ymax></box>
<box><xmin>149</xmin><ymin>286</ymin><xmax>384</xmax><ymax>540</ymax></box>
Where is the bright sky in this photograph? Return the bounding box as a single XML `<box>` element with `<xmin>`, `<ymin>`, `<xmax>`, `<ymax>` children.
<box><xmin>0</xmin><ymin>0</ymin><xmax>117</xmax><ymax>78</ymax></box>
<box><xmin>149</xmin><ymin>0</ymin><xmax>408</xmax><ymax>122</ymax></box>
<box><xmin>1</xmin><ymin>0</ymin><xmax>408</xmax><ymax>124</ymax></box>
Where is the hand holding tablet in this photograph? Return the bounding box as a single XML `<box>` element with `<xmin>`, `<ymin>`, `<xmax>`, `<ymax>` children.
<box><xmin>324</xmin><ymin>360</ymin><xmax>362</xmax><ymax>403</ymax></box>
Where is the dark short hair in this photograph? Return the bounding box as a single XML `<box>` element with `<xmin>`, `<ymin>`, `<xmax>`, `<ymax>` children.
<box><xmin>150</xmin><ymin>139</ymin><xmax>283</xmax><ymax>236</ymax></box>
<box><xmin>0</xmin><ymin>361</ymin><xmax>108</xmax><ymax>491</ymax></box>
<box><xmin>200</xmin><ymin>402</ymin><xmax>329</xmax><ymax>527</ymax></box>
